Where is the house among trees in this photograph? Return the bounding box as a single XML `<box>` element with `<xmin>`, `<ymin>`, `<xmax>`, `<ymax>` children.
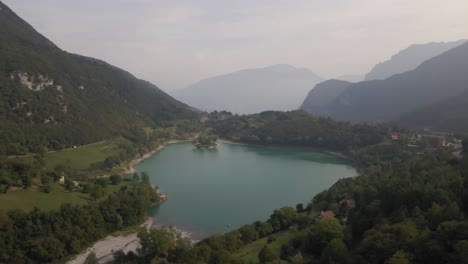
<box><xmin>320</xmin><ymin>210</ymin><xmax>335</xmax><ymax>218</ymax></box>
<box><xmin>58</xmin><ymin>176</ymin><xmax>78</xmax><ymax>187</ymax></box>
<box><xmin>423</xmin><ymin>134</ymin><xmax>446</xmax><ymax>148</ymax></box>
<box><xmin>58</xmin><ymin>176</ymin><xmax>65</xmax><ymax>185</ymax></box>
<box><xmin>446</xmin><ymin>139</ymin><xmax>463</xmax><ymax>150</ymax></box>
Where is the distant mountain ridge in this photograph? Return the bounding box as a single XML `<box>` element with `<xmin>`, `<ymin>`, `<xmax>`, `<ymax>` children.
<box><xmin>301</xmin><ymin>40</ymin><xmax>466</xmax><ymax>124</ymax></box>
<box><xmin>173</xmin><ymin>64</ymin><xmax>323</xmax><ymax>114</ymax></box>
<box><xmin>300</xmin><ymin>41</ymin><xmax>468</xmax><ymax>132</ymax></box>
<box><xmin>0</xmin><ymin>1</ymin><xmax>194</xmax><ymax>154</ymax></box>
<box><xmin>365</xmin><ymin>39</ymin><xmax>466</xmax><ymax>80</ymax></box>
<box><xmin>336</xmin><ymin>74</ymin><xmax>364</xmax><ymax>83</ymax></box>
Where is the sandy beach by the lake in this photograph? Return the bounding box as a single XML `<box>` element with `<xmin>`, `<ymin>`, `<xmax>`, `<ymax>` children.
<box><xmin>67</xmin><ymin>218</ymin><xmax>153</xmax><ymax>264</ymax></box>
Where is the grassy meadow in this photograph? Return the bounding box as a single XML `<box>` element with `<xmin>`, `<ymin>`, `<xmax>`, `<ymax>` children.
<box><xmin>1</xmin><ymin>138</ymin><xmax>141</xmax><ymax>212</ymax></box>
<box><xmin>0</xmin><ymin>181</ymin><xmax>132</xmax><ymax>212</ymax></box>
<box><xmin>8</xmin><ymin>138</ymin><xmax>130</xmax><ymax>172</ymax></box>
<box><xmin>234</xmin><ymin>231</ymin><xmax>292</xmax><ymax>263</ymax></box>
<box><xmin>44</xmin><ymin>139</ymin><xmax>126</xmax><ymax>171</ymax></box>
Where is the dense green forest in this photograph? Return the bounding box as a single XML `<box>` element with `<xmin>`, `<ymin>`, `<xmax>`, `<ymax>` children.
<box><xmin>207</xmin><ymin>111</ymin><xmax>387</xmax><ymax>151</ymax></box>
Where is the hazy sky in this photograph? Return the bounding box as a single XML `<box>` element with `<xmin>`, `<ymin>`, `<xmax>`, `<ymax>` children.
<box><xmin>4</xmin><ymin>0</ymin><xmax>468</xmax><ymax>90</ymax></box>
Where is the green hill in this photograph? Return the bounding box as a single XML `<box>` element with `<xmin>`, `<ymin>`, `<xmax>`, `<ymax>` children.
<box><xmin>0</xmin><ymin>1</ymin><xmax>196</xmax><ymax>156</ymax></box>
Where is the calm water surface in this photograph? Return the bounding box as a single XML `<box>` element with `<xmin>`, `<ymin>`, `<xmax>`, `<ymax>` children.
<box><xmin>135</xmin><ymin>142</ymin><xmax>355</xmax><ymax>239</ymax></box>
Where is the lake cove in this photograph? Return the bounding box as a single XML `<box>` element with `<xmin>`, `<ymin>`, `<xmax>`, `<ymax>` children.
<box><xmin>136</xmin><ymin>142</ymin><xmax>356</xmax><ymax>240</ymax></box>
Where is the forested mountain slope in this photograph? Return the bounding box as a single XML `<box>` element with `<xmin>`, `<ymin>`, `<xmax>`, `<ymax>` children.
<box><xmin>399</xmin><ymin>89</ymin><xmax>468</xmax><ymax>133</ymax></box>
<box><xmin>299</xmin><ymin>79</ymin><xmax>352</xmax><ymax>115</ymax></box>
<box><xmin>0</xmin><ymin>1</ymin><xmax>195</xmax><ymax>155</ymax></box>
<box><xmin>301</xmin><ymin>42</ymin><xmax>468</xmax><ymax>124</ymax></box>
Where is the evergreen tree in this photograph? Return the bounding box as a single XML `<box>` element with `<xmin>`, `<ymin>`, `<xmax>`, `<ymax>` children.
<box><xmin>258</xmin><ymin>245</ymin><xmax>279</xmax><ymax>263</ymax></box>
<box><xmin>84</xmin><ymin>252</ymin><xmax>98</xmax><ymax>264</ymax></box>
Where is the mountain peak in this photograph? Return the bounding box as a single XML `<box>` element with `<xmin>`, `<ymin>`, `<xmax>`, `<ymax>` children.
<box><xmin>303</xmin><ymin>41</ymin><xmax>468</xmax><ymax>125</ymax></box>
<box><xmin>264</xmin><ymin>64</ymin><xmax>316</xmax><ymax>74</ymax></box>
<box><xmin>365</xmin><ymin>39</ymin><xmax>467</xmax><ymax>81</ymax></box>
<box><xmin>0</xmin><ymin>1</ymin><xmax>194</xmax><ymax>153</ymax></box>
<box><xmin>265</xmin><ymin>64</ymin><xmax>298</xmax><ymax>70</ymax></box>
<box><xmin>174</xmin><ymin>65</ymin><xmax>323</xmax><ymax>114</ymax></box>
<box><xmin>0</xmin><ymin>1</ymin><xmax>57</xmax><ymax>50</ymax></box>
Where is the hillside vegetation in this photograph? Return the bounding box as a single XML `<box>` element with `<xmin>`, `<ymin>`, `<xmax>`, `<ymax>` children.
<box><xmin>207</xmin><ymin>110</ymin><xmax>387</xmax><ymax>151</ymax></box>
<box><xmin>398</xmin><ymin>89</ymin><xmax>468</xmax><ymax>132</ymax></box>
<box><xmin>0</xmin><ymin>177</ymin><xmax>160</xmax><ymax>263</ymax></box>
<box><xmin>0</xmin><ymin>1</ymin><xmax>196</xmax><ymax>156</ymax></box>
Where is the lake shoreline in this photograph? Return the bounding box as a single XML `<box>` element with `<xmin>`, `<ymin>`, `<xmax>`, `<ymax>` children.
<box><xmin>218</xmin><ymin>139</ymin><xmax>353</xmax><ymax>161</ymax></box>
<box><xmin>76</xmin><ymin>138</ymin><xmax>353</xmax><ymax>263</ymax></box>
<box><xmin>141</xmin><ymin>141</ymin><xmax>356</xmax><ymax>242</ymax></box>
<box><xmin>68</xmin><ymin>216</ymin><xmax>196</xmax><ymax>264</ymax></box>
<box><xmin>124</xmin><ymin>139</ymin><xmax>193</xmax><ymax>175</ymax></box>
<box><xmin>67</xmin><ymin>217</ymin><xmax>154</xmax><ymax>264</ymax></box>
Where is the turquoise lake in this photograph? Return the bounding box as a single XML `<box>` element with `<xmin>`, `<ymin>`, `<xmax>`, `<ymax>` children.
<box><xmin>136</xmin><ymin>142</ymin><xmax>356</xmax><ymax>239</ymax></box>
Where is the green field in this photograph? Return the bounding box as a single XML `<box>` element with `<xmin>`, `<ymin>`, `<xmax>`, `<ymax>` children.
<box><xmin>234</xmin><ymin>231</ymin><xmax>292</xmax><ymax>263</ymax></box>
<box><xmin>1</xmin><ymin>137</ymin><xmax>137</xmax><ymax>212</ymax></box>
<box><xmin>44</xmin><ymin>139</ymin><xmax>125</xmax><ymax>171</ymax></box>
<box><xmin>0</xmin><ymin>181</ymin><xmax>131</xmax><ymax>212</ymax></box>
<box><xmin>8</xmin><ymin>138</ymin><xmax>130</xmax><ymax>172</ymax></box>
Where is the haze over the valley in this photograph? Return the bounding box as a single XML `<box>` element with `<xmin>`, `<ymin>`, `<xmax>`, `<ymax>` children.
<box><xmin>173</xmin><ymin>64</ymin><xmax>323</xmax><ymax>114</ymax></box>
<box><xmin>4</xmin><ymin>1</ymin><xmax>468</xmax><ymax>263</ymax></box>
<box><xmin>4</xmin><ymin>0</ymin><xmax>468</xmax><ymax>92</ymax></box>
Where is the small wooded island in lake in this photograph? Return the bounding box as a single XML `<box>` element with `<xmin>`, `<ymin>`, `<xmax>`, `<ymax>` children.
<box><xmin>192</xmin><ymin>133</ymin><xmax>218</xmax><ymax>149</ymax></box>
